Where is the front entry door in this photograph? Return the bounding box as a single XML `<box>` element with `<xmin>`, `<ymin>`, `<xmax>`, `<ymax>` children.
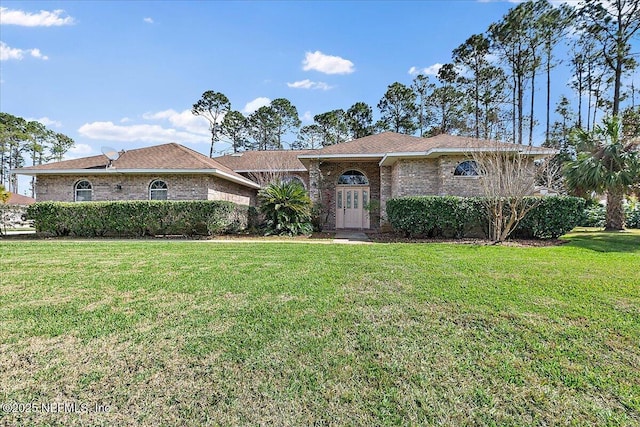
<box><xmin>336</xmin><ymin>187</ymin><xmax>370</xmax><ymax>229</ymax></box>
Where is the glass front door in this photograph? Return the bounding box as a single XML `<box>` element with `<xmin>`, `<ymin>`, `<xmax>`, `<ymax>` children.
<box><xmin>336</xmin><ymin>187</ymin><xmax>370</xmax><ymax>229</ymax></box>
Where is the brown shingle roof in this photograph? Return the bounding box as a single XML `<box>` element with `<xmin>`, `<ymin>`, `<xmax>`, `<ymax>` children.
<box><xmin>19</xmin><ymin>143</ymin><xmax>237</xmax><ymax>172</ymax></box>
<box><xmin>14</xmin><ymin>143</ymin><xmax>259</xmax><ymax>188</ymax></box>
<box><xmin>412</xmin><ymin>133</ymin><xmax>551</xmax><ymax>153</ymax></box>
<box><xmin>6</xmin><ymin>193</ymin><xmax>36</xmax><ymax>205</ymax></box>
<box><xmin>305</xmin><ymin>132</ymin><xmax>552</xmax><ymax>156</ymax></box>
<box><xmin>311</xmin><ymin>132</ymin><xmax>425</xmax><ymax>155</ymax></box>
<box><xmin>215</xmin><ymin>149</ymin><xmax>315</xmax><ymax>172</ymax></box>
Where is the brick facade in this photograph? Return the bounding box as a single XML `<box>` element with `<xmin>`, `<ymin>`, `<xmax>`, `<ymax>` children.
<box><xmin>311</xmin><ymin>161</ymin><xmax>381</xmax><ymax>230</ymax></box>
<box><xmin>307</xmin><ymin>156</ymin><xmax>529</xmax><ymax>229</ymax></box>
<box><xmin>35</xmin><ymin>174</ymin><xmax>256</xmax><ymax>206</ymax></box>
<box><xmin>389</xmin><ymin>156</ymin><xmax>484</xmax><ymax>198</ymax></box>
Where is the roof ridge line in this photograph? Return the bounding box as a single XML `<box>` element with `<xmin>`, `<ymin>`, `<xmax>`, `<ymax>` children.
<box><xmin>171</xmin><ymin>143</ymin><xmax>220</xmax><ymax>169</ymax></box>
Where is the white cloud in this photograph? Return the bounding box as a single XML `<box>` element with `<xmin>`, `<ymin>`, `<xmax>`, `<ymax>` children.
<box><xmin>0</xmin><ymin>42</ymin><xmax>48</xmax><ymax>61</ymax></box>
<box><xmin>29</xmin><ymin>49</ymin><xmax>48</xmax><ymax>60</ymax></box>
<box><xmin>78</xmin><ymin>108</ymin><xmax>218</xmax><ymax>147</ymax></box>
<box><xmin>78</xmin><ymin>121</ymin><xmax>209</xmax><ymax>144</ymax></box>
<box><xmin>302</xmin><ymin>51</ymin><xmax>354</xmax><ymax>75</ymax></box>
<box><xmin>287</xmin><ymin>79</ymin><xmax>333</xmax><ymax>90</ymax></box>
<box><xmin>0</xmin><ymin>7</ymin><xmax>75</xmax><ymax>26</ymax></box>
<box><xmin>142</xmin><ymin>109</ymin><xmax>211</xmax><ymax>134</ymax></box>
<box><xmin>243</xmin><ymin>97</ymin><xmax>271</xmax><ymax>114</ymax></box>
<box><xmin>33</xmin><ymin>117</ymin><xmax>62</xmax><ymax>128</ymax></box>
<box><xmin>143</xmin><ymin>17</ymin><xmax>154</xmax><ymax>24</ymax></box>
<box><xmin>1</xmin><ymin>42</ymin><xmax>25</xmax><ymax>61</ymax></box>
<box><xmin>409</xmin><ymin>63</ymin><xmax>443</xmax><ymax>76</ymax></box>
<box><xmin>301</xmin><ymin>111</ymin><xmax>313</xmax><ymax>123</ymax></box>
<box><xmin>68</xmin><ymin>143</ymin><xmax>93</xmax><ymax>155</ymax></box>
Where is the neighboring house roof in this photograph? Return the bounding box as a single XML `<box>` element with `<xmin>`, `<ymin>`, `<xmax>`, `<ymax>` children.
<box><xmin>297</xmin><ymin>132</ymin><xmax>556</xmax><ymax>166</ymax></box>
<box><xmin>215</xmin><ymin>149</ymin><xmax>315</xmax><ymax>172</ymax></box>
<box><xmin>13</xmin><ymin>143</ymin><xmax>260</xmax><ymax>189</ymax></box>
<box><xmin>6</xmin><ymin>193</ymin><xmax>36</xmax><ymax>205</ymax></box>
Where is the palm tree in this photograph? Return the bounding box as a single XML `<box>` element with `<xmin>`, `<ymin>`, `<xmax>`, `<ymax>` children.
<box><xmin>565</xmin><ymin>116</ymin><xmax>640</xmax><ymax>230</ymax></box>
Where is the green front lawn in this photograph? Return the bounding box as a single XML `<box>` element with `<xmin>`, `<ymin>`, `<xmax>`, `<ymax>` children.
<box><xmin>1</xmin><ymin>231</ymin><xmax>639</xmax><ymax>426</ymax></box>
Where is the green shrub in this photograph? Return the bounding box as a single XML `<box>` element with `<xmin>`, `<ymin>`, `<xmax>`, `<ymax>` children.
<box><xmin>386</xmin><ymin>196</ymin><xmax>479</xmax><ymax>238</ymax></box>
<box><xmin>580</xmin><ymin>203</ymin><xmax>606</xmax><ymax>227</ymax></box>
<box><xmin>515</xmin><ymin>197</ymin><xmax>587</xmax><ymax>239</ymax></box>
<box><xmin>625</xmin><ymin>199</ymin><xmax>640</xmax><ymax>229</ymax></box>
<box><xmin>258</xmin><ymin>181</ymin><xmax>313</xmax><ymax>236</ymax></box>
<box><xmin>387</xmin><ymin>196</ymin><xmax>585</xmax><ymax>240</ymax></box>
<box><xmin>27</xmin><ymin>200</ymin><xmax>246</xmax><ymax>237</ymax></box>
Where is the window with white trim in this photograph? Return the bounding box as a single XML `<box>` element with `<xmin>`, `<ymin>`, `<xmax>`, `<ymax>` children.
<box><xmin>454</xmin><ymin>160</ymin><xmax>479</xmax><ymax>176</ymax></box>
<box><xmin>149</xmin><ymin>179</ymin><xmax>168</xmax><ymax>200</ymax></box>
<box><xmin>74</xmin><ymin>180</ymin><xmax>92</xmax><ymax>202</ymax></box>
<box><xmin>338</xmin><ymin>170</ymin><xmax>369</xmax><ymax>185</ymax></box>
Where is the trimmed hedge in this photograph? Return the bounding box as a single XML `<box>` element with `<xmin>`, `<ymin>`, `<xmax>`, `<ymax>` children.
<box><xmin>515</xmin><ymin>197</ymin><xmax>586</xmax><ymax>239</ymax></box>
<box><xmin>27</xmin><ymin>200</ymin><xmax>249</xmax><ymax>237</ymax></box>
<box><xmin>387</xmin><ymin>196</ymin><xmax>586</xmax><ymax>240</ymax></box>
<box><xmin>386</xmin><ymin>196</ymin><xmax>484</xmax><ymax>238</ymax></box>
<box><xmin>578</xmin><ymin>201</ymin><xmax>640</xmax><ymax>229</ymax></box>
<box><xmin>625</xmin><ymin>202</ymin><xmax>640</xmax><ymax>229</ymax></box>
<box><xmin>580</xmin><ymin>203</ymin><xmax>605</xmax><ymax>227</ymax></box>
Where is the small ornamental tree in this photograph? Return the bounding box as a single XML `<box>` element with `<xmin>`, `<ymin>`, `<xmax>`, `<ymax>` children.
<box><xmin>471</xmin><ymin>145</ymin><xmax>543</xmax><ymax>242</ymax></box>
<box><xmin>258</xmin><ymin>181</ymin><xmax>312</xmax><ymax>236</ymax></box>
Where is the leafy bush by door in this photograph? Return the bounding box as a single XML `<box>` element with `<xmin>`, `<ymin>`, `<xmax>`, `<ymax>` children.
<box><xmin>258</xmin><ymin>181</ymin><xmax>313</xmax><ymax>236</ymax></box>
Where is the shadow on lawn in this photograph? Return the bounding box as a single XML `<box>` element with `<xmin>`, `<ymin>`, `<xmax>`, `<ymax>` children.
<box><xmin>563</xmin><ymin>229</ymin><xmax>640</xmax><ymax>253</ymax></box>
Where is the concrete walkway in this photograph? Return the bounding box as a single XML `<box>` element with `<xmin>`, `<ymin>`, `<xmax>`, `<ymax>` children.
<box><xmin>333</xmin><ymin>231</ymin><xmax>371</xmax><ymax>244</ymax></box>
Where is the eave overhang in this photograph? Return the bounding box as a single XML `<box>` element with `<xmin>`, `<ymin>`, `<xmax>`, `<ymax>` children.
<box><xmin>378</xmin><ymin>147</ymin><xmax>557</xmax><ymax>167</ymax></box>
<box><xmin>11</xmin><ymin>168</ymin><xmax>262</xmax><ymax>189</ymax></box>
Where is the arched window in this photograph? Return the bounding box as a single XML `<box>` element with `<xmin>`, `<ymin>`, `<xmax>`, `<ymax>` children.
<box><xmin>338</xmin><ymin>170</ymin><xmax>369</xmax><ymax>185</ymax></box>
<box><xmin>74</xmin><ymin>180</ymin><xmax>92</xmax><ymax>202</ymax></box>
<box><xmin>149</xmin><ymin>179</ymin><xmax>168</xmax><ymax>200</ymax></box>
<box><xmin>454</xmin><ymin>160</ymin><xmax>479</xmax><ymax>176</ymax></box>
<box><xmin>282</xmin><ymin>175</ymin><xmax>305</xmax><ymax>189</ymax></box>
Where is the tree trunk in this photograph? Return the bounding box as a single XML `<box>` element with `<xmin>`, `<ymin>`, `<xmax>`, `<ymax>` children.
<box><xmin>593</xmin><ymin>86</ymin><xmax>600</xmax><ymax>128</ymax></box>
<box><xmin>529</xmin><ymin>54</ymin><xmax>536</xmax><ymax>146</ymax></box>
<box><xmin>586</xmin><ymin>61</ymin><xmax>592</xmax><ymax>131</ymax></box>
<box><xmin>605</xmin><ymin>189</ymin><xmax>625</xmax><ymax>230</ymax></box>
<box><xmin>512</xmin><ymin>74</ymin><xmax>517</xmax><ymax>143</ymax></box>
<box><xmin>517</xmin><ymin>72</ymin><xmax>524</xmax><ymax>145</ymax></box>
<box><xmin>613</xmin><ymin>59</ymin><xmax>622</xmax><ymax>117</ymax></box>
<box><xmin>577</xmin><ymin>61</ymin><xmax>583</xmax><ymax>129</ymax></box>
<box><xmin>545</xmin><ymin>46</ymin><xmax>551</xmax><ymax>143</ymax></box>
<box><xmin>475</xmin><ymin>64</ymin><xmax>480</xmax><ymax>139</ymax></box>
<box><xmin>0</xmin><ymin>150</ymin><xmax>5</xmax><ymax>187</ymax></box>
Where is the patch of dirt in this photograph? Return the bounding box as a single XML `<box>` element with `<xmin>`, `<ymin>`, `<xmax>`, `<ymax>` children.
<box><xmin>204</xmin><ymin>231</ymin><xmax>335</xmax><ymax>240</ymax></box>
<box><xmin>365</xmin><ymin>231</ymin><xmax>568</xmax><ymax>247</ymax></box>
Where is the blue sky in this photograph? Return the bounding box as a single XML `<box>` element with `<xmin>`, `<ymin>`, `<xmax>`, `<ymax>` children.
<box><xmin>1</xmin><ymin>0</ymin><xmax>634</xmax><ymax>170</ymax></box>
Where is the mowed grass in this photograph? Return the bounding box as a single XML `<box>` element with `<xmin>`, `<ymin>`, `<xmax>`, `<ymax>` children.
<box><xmin>1</xmin><ymin>231</ymin><xmax>639</xmax><ymax>426</ymax></box>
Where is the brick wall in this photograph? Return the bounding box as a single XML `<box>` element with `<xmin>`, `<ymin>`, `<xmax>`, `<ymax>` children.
<box><xmin>437</xmin><ymin>156</ymin><xmax>484</xmax><ymax>197</ymax></box>
<box><xmin>316</xmin><ymin>161</ymin><xmax>380</xmax><ymax>230</ymax></box>
<box><xmin>35</xmin><ymin>174</ymin><xmax>256</xmax><ymax>205</ymax></box>
<box><xmin>387</xmin><ymin>155</ymin><xmax>536</xmax><ymax>199</ymax></box>
<box><xmin>379</xmin><ymin>166</ymin><xmax>392</xmax><ymax>227</ymax></box>
<box><xmin>392</xmin><ymin>159</ymin><xmax>440</xmax><ymax>197</ymax></box>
